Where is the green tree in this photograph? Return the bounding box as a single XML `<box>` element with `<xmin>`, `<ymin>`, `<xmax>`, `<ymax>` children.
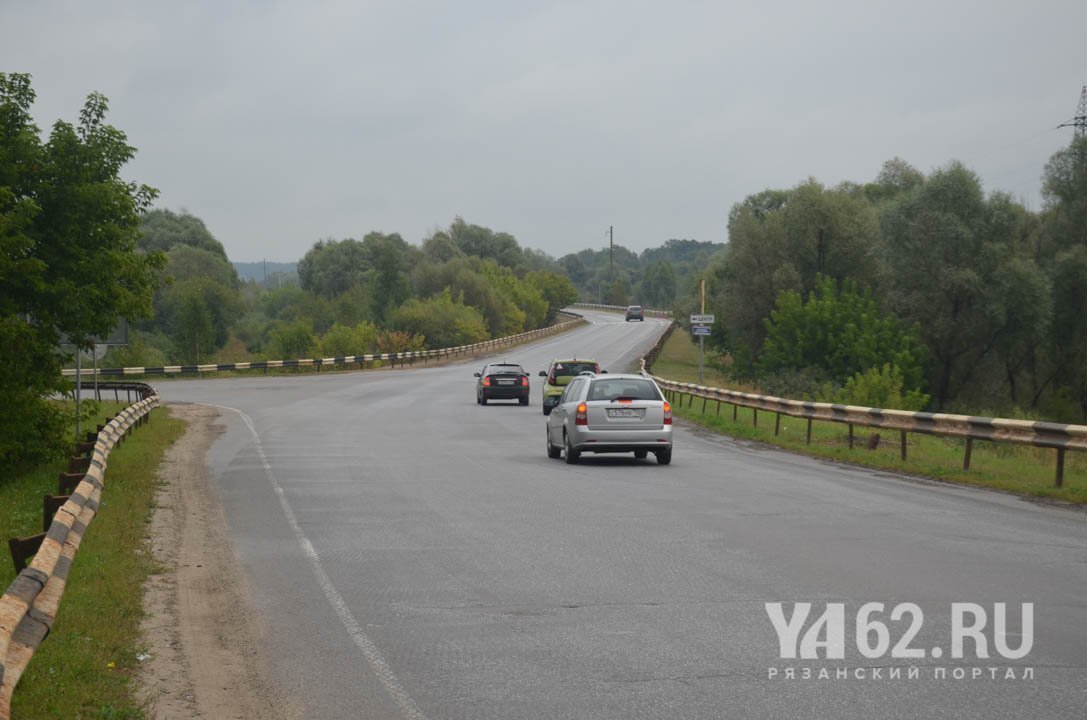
<box><xmin>268</xmin><ymin>320</ymin><xmax>316</xmax><ymax>359</ymax></box>
<box><xmin>526</xmin><ymin>270</ymin><xmax>579</xmax><ymax>322</ymax></box>
<box><xmin>297</xmin><ymin>237</ymin><xmax>369</xmax><ymax>297</ymax></box>
<box><xmin>639</xmin><ymin>260</ymin><xmax>676</xmax><ymax>308</ymax></box>
<box><xmin>759</xmin><ymin>276</ymin><xmax>927</xmax><ymax>393</ymax></box>
<box><xmin>605</xmin><ymin>279</ymin><xmax>630</xmax><ymax>306</ymax></box>
<box><xmin>880</xmin><ymin>162</ymin><xmax>1027</xmax><ymax>408</ymax></box>
<box><xmin>139</xmin><ymin>208</ymin><xmax>230</xmax><ymax>259</ymax></box>
<box><xmin>1041</xmin><ymin>136</ymin><xmax>1087</xmax><ymax>250</ymax></box>
<box><xmin>390</xmin><ymin>289</ymin><xmax>490</xmax><ymax>347</ymax></box>
<box><xmin>319</xmin><ymin>321</ymin><xmax>378</xmax><ymax>357</ymax></box>
<box><xmin>0</xmin><ymin>74</ymin><xmax>163</xmax><ymax>464</ymax></box>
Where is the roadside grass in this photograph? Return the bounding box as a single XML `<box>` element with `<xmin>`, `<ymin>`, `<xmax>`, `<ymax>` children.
<box><xmin>654</xmin><ymin>331</ymin><xmax>1087</xmax><ymax>504</ymax></box>
<box><xmin>1</xmin><ymin>405</ymin><xmax>186</xmax><ymax>719</ymax></box>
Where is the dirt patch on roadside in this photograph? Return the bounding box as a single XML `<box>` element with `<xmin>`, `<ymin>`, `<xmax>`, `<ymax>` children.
<box><xmin>138</xmin><ymin>404</ymin><xmax>296</xmax><ymax>719</ymax></box>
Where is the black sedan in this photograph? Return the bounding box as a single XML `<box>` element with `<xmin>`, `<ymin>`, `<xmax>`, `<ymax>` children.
<box><xmin>475</xmin><ymin>363</ymin><xmax>530</xmax><ymax>405</ymax></box>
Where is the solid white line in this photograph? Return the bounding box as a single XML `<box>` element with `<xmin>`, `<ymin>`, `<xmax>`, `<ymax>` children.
<box><xmin>210</xmin><ymin>404</ymin><xmax>427</xmax><ymax>720</ymax></box>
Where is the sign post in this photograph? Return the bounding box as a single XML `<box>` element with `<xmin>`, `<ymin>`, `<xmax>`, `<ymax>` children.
<box><xmin>691</xmin><ymin>280</ymin><xmax>717</xmax><ymax>384</ymax></box>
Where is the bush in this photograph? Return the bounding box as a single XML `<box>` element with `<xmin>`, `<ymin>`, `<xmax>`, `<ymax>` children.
<box><xmin>390</xmin><ymin>289</ymin><xmax>489</xmax><ymax>348</ymax></box>
<box><xmin>824</xmin><ymin>363</ymin><xmax>930</xmax><ymax>411</ymax></box>
<box><xmin>268</xmin><ymin>320</ymin><xmax>316</xmax><ymax>359</ymax></box>
<box><xmin>319</xmin><ymin>322</ymin><xmax>378</xmax><ymax>357</ymax></box>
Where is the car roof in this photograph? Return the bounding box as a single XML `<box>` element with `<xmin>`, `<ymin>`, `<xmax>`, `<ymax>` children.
<box><xmin>550</xmin><ymin>358</ymin><xmax>598</xmax><ymax>364</ymax></box>
<box><xmin>587</xmin><ymin>372</ymin><xmax>652</xmax><ymax>381</ymax></box>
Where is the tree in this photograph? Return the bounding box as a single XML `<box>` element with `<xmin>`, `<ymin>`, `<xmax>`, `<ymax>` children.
<box><xmin>297</xmin><ymin>238</ymin><xmax>369</xmax><ymax>297</ymax></box>
<box><xmin>390</xmin><ymin>289</ymin><xmax>489</xmax><ymax>348</ymax></box>
<box><xmin>319</xmin><ymin>321</ymin><xmax>378</xmax><ymax>357</ymax></box>
<box><xmin>880</xmin><ymin>162</ymin><xmax>1027</xmax><ymax>408</ymax></box>
<box><xmin>527</xmin><ymin>270</ymin><xmax>579</xmax><ymax>322</ymax></box>
<box><xmin>640</xmin><ymin>260</ymin><xmax>676</xmax><ymax>308</ymax></box>
<box><xmin>1041</xmin><ymin>136</ymin><xmax>1087</xmax><ymax>250</ymax></box>
<box><xmin>0</xmin><ymin>73</ymin><xmax>164</xmax><ymax>464</ymax></box>
<box><xmin>759</xmin><ymin>276</ymin><xmax>927</xmax><ymax>395</ymax></box>
<box><xmin>139</xmin><ymin>208</ymin><xmax>230</xmax><ymax>259</ymax></box>
<box><xmin>363</xmin><ymin>232</ymin><xmax>413</xmax><ymax>322</ymax></box>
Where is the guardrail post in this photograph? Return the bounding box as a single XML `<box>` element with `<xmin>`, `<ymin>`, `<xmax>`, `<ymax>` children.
<box><xmin>44</xmin><ymin>495</ymin><xmax>69</xmax><ymax>532</ymax></box>
<box><xmin>963</xmin><ymin>438</ymin><xmax>973</xmax><ymax>470</ymax></box>
<box><xmin>806</xmin><ymin>418</ymin><xmax>813</xmax><ymax>444</ymax></box>
<box><xmin>701</xmin><ymin>397</ymin><xmax>707</xmax><ymax>414</ymax></box>
<box><xmin>687</xmin><ymin>393</ymin><xmax>693</xmax><ymax>408</ymax></box>
<box><xmin>733</xmin><ymin>403</ymin><xmax>738</xmax><ymax>421</ymax></box>
<box><xmin>8</xmin><ymin>533</ymin><xmax>45</xmax><ymax>572</ymax></box>
<box><xmin>900</xmin><ymin>430</ymin><xmax>907</xmax><ymax>461</ymax></box>
<box><xmin>753</xmin><ymin>408</ymin><xmax>758</xmax><ymax>427</ymax></box>
<box><xmin>774</xmin><ymin>413</ymin><xmax>781</xmax><ymax>436</ymax></box>
<box><xmin>1056</xmin><ymin>448</ymin><xmax>1065</xmax><ymax>488</ymax></box>
<box><xmin>716</xmin><ymin>400</ymin><xmax>721</xmax><ymax>416</ymax></box>
<box><xmin>848</xmin><ymin>424</ymin><xmax>854</xmax><ymax>449</ymax></box>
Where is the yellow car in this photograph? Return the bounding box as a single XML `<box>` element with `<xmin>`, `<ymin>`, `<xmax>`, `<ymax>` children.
<box><xmin>538</xmin><ymin>358</ymin><xmax>603</xmax><ymax>415</ymax></box>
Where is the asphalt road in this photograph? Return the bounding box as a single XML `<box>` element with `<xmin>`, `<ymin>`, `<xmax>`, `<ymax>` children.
<box><xmin>158</xmin><ymin>310</ymin><xmax>1087</xmax><ymax>719</ymax></box>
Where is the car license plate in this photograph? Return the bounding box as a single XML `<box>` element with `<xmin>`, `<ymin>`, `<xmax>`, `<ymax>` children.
<box><xmin>498</xmin><ymin>379</ymin><xmax>514</xmax><ymax>385</ymax></box>
<box><xmin>607</xmin><ymin>408</ymin><xmax>644</xmax><ymax>418</ymax></box>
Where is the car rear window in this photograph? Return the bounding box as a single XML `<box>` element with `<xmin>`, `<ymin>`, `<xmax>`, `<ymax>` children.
<box><xmin>586</xmin><ymin>378</ymin><xmax>661</xmax><ymax>401</ymax></box>
<box><xmin>488</xmin><ymin>364</ymin><xmax>525</xmax><ymax>374</ymax></box>
<box><xmin>551</xmin><ymin>362</ymin><xmax>598</xmax><ymax>379</ymax></box>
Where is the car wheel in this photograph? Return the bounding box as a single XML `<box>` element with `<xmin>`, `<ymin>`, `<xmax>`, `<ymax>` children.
<box><xmin>546</xmin><ymin>429</ymin><xmax>562</xmax><ymax>459</ymax></box>
<box><xmin>520</xmin><ymin>397</ymin><xmax>529</xmax><ymax>406</ymax></box>
<box><xmin>633</xmin><ymin>449</ymin><xmax>648</xmax><ymax>460</ymax></box>
<box><xmin>655</xmin><ymin>448</ymin><xmax>672</xmax><ymax>465</ymax></box>
<box><xmin>563</xmin><ymin>431</ymin><xmax>580</xmax><ymax>464</ymax></box>
<box><xmin>543</xmin><ymin>404</ymin><xmax>552</xmax><ymax>415</ymax></box>
<box><xmin>481</xmin><ymin>396</ymin><xmax>488</xmax><ymax>406</ymax></box>
<box><xmin>476</xmin><ymin>393</ymin><xmax>481</xmax><ymax>404</ymax></box>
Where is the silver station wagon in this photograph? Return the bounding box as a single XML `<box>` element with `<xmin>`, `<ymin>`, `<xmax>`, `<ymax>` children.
<box><xmin>545</xmin><ymin>373</ymin><xmax>673</xmax><ymax>465</ymax></box>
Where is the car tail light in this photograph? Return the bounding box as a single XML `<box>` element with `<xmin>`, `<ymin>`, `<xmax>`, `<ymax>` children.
<box><xmin>575</xmin><ymin>402</ymin><xmax>588</xmax><ymax>426</ymax></box>
<box><xmin>663</xmin><ymin>402</ymin><xmax>672</xmax><ymax>425</ymax></box>
<box><xmin>482</xmin><ymin>376</ymin><xmax>491</xmax><ymax>386</ymax></box>
<box><xmin>521</xmin><ymin>376</ymin><xmax>529</xmax><ymax>387</ymax></box>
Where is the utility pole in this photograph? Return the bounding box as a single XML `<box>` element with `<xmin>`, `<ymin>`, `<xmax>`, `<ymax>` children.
<box><xmin>699</xmin><ymin>278</ymin><xmax>705</xmax><ymax>385</ymax></box>
<box><xmin>1057</xmin><ymin>85</ymin><xmax>1087</xmax><ymax>137</ymax></box>
<box><xmin>608</xmin><ymin>225</ymin><xmax>614</xmax><ymax>289</ymax></box>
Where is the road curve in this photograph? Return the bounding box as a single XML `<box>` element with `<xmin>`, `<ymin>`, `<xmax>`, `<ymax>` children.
<box><xmin>158</xmin><ymin>310</ymin><xmax>1087</xmax><ymax>720</ymax></box>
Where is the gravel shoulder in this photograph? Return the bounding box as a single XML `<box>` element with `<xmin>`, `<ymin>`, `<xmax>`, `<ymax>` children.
<box><xmin>137</xmin><ymin>403</ymin><xmax>297</xmax><ymax>719</ymax></box>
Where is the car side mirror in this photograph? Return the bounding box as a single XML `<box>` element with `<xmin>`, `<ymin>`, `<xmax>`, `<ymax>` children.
<box><xmin>538</xmin><ymin>371</ymin><xmax>546</xmax><ymax>376</ymax></box>
<box><xmin>473</xmin><ymin>372</ymin><xmax>481</xmax><ymax>377</ymax></box>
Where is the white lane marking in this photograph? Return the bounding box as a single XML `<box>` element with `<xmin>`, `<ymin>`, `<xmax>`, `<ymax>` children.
<box><xmin>211</xmin><ymin>404</ymin><xmax>427</xmax><ymax>720</ymax></box>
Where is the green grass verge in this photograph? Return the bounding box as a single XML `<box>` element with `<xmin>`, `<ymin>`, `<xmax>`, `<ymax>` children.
<box><xmin>1</xmin><ymin>405</ymin><xmax>186</xmax><ymax>719</ymax></box>
<box><xmin>654</xmin><ymin>330</ymin><xmax>1087</xmax><ymax>504</ymax></box>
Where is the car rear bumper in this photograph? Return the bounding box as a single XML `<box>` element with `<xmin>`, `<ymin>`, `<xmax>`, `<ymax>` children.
<box><xmin>568</xmin><ymin>426</ymin><xmax>672</xmax><ymax>453</ymax></box>
<box><xmin>482</xmin><ymin>386</ymin><xmax>529</xmax><ymax>399</ymax></box>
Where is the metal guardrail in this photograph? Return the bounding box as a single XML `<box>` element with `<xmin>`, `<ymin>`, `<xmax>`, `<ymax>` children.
<box><xmin>0</xmin><ymin>382</ymin><xmax>158</xmax><ymax>717</ymax></box>
<box><xmin>640</xmin><ymin>322</ymin><xmax>1085</xmax><ymax>487</ymax></box>
<box><xmin>62</xmin><ymin>312</ymin><xmax>587</xmax><ymax>378</ymax></box>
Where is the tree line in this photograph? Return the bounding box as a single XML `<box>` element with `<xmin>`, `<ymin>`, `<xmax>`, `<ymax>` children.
<box><xmin>693</xmin><ymin>149</ymin><xmax>1087</xmax><ymax>421</ymax></box>
<box><xmin>109</xmin><ymin>214</ymin><xmax>579</xmax><ymax>369</ymax></box>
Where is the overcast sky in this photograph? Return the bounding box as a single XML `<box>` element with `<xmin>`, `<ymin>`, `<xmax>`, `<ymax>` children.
<box><xmin>2</xmin><ymin>1</ymin><xmax>1084</xmax><ymax>262</ymax></box>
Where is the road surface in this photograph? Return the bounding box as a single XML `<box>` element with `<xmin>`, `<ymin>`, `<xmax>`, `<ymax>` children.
<box><xmin>157</xmin><ymin>310</ymin><xmax>1087</xmax><ymax>719</ymax></box>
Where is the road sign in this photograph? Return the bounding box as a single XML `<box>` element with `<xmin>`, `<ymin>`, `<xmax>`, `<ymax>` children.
<box><xmin>690</xmin><ymin>314</ymin><xmax>715</xmax><ymax>324</ymax></box>
<box><xmin>692</xmin><ymin>325</ymin><xmax>712</xmax><ymax>336</ymax></box>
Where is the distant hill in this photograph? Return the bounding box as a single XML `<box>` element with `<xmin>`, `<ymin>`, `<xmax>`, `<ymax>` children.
<box><xmin>233</xmin><ymin>261</ymin><xmax>298</xmax><ymax>284</ymax></box>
